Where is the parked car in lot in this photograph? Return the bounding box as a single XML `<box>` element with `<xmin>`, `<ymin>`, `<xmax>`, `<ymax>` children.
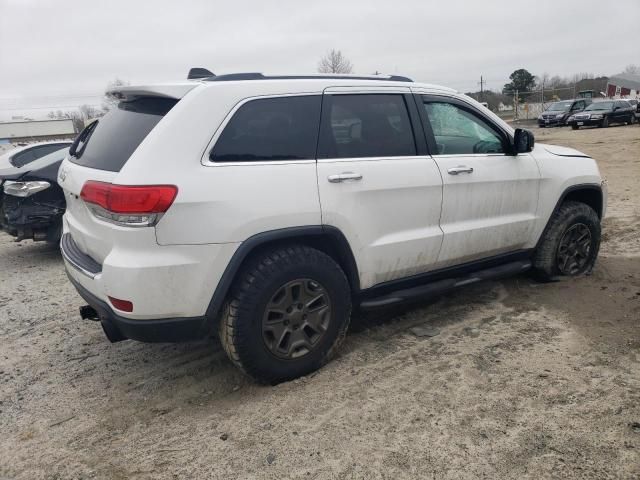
<box><xmin>626</xmin><ymin>98</ymin><xmax>640</xmax><ymax>121</ymax></box>
<box><xmin>538</xmin><ymin>99</ymin><xmax>591</xmax><ymax>127</ymax></box>
<box><xmin>0</xmin><ymin>141</ymin><xmax>71</xmax><ymax>170</ymax></box>
<box><xmin>568</xmin><ymin>100</ymin><xmax>636</xmax><ymax>129</ymax></box>
<box><xmin>0</xmin><ymin>142</ymin><xmax>71</xmax><ymax>242</ymax></box>
<box><xmin>59</xmin><ymin>71</ymin><xmax>606</xmax><ymax>383</ymax></box>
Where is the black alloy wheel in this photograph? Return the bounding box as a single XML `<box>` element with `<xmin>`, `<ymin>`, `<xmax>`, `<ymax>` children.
<box><xmin>556</xmin><ymin>223</ymin><xmax>592</xmax><ymax>275</ymax></box>
<box><xmin>262</xmin><ymin>278</ymin><xmax>332</xmax><ymax>359</ymax></box>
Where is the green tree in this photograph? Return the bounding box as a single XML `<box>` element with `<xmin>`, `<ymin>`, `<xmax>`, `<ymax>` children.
<box><xmin>502</xmin><ymin>68</ymin><xmax>536</xmax><ymax>96</ymax></box>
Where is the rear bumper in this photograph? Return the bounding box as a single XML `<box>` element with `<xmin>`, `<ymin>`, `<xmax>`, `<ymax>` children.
<box><xmin>67</xmin><ymin>273</ymin><xmax>210</xmax><ymax>342</ymax></box>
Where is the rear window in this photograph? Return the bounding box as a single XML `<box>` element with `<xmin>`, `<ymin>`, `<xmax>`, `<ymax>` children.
<box><xmin>69</xmin><ymin>97</ymin><xmax>177</xmax><ymax>172</ymax></box>
<box><xmin>11</xmin><ymin>143</ymin><xmax>70</xmax><ymax>168</ymax></box>
<box><xmin>210</xmin><ymin>96</ymin><xmax>321</xmax><ymax>162</ymax></box>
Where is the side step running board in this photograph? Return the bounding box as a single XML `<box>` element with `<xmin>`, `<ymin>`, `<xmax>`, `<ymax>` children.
<box><xmin>359</xmin><ymin>260</ymin><xmax>531</xmax><ymax>310</ymax></box>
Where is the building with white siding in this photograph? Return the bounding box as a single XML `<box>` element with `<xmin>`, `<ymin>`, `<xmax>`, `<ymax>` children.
<box><xmin>0</xmin><ymin>119</ymin><xmax>76</xmax><ymax>142</ymax></box>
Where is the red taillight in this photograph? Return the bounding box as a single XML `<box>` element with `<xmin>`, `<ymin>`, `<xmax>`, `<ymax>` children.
<box><xmin>108</xmin><ymin>296</ymin><xmax>133</xmax><ymax>312</ymax></box>
<box><xmin>80</xmin><ymin>181</ymin><xmax>178</xmax><ymax>214</ymax></box>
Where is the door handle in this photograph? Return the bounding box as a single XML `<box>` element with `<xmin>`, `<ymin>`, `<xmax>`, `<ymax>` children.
<box><xmin>447</xmin><ymin>166</ymin><xmax>474</xmax><ymax>175</ymax></box>
<box><xmin>328</xmin><ymin>172</ymin><xmax>363</xmax><ymax>183</ymax></box>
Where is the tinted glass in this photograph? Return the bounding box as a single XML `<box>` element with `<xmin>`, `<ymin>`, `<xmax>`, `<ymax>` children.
<box><xmin>11</xmin><ymin>143</ymin><xmax>69</xmax><ymax>168</ymax></box>
<box><xmin>318</xmin><ymin>94</ymin><xmax>416</xmax><ymax>159</ymax></box>
<box><xmin>210</xmin><ymin>96</ymin><xmax>321</xmax><ymax>162</ymax></box>
<box><xmin>69</xmin><ymin>97</ymin><xmax>177</xmax><ymax>172</ymax></box>
<box><xmin>424</xmin><ymin>101</ymin><xmax>505</xmax><ymax>155</ymax></box>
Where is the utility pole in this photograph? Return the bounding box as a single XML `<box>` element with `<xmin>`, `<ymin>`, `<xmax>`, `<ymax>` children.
<box><xmin>478</xmin><ymin>75</ymin><xmax>486</xmax><ymax>102</ymax></box>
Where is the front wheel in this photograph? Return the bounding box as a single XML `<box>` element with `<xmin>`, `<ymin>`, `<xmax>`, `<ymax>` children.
<box><xmin>628</xmin><ymin>115</ymin><xmax>635</xmax><ymax>125</ymax></box>
<box><xmin>600</xmin><ymin>117</ymin><xmax>609</xmax><ymax>128</ymax></box>
<box><xmin>571</xmin><ymin>124</ymin><xmax>579</xmax><ymax>130</ymax></box>
<box><xmin>219</xmin><ymin>245</ymin><xmax>352</xmax><ymax>383</ymax></box>
<box><xmin>532</xmin><ymin>201</ymin><xmax>601</xmax><ymax>281</ymax></box>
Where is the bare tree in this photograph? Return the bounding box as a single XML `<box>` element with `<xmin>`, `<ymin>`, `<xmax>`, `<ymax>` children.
<box><xmin>623</xmin><ymin>64</ymin><xmax>639</xmax><ymax>75</ymax></box>
<box><xmin>102</xmin><ymin>77</ymin><xmax>129</xmax><ymax>111</ymax></box>
<box><xmin>79</xmin><ymin>104</ymin><xmax>102</xmax><ymax>121</ymax></box>
<box><xmin>318</xmin><ymin>49</ymin><xmax>353</xmax><ymax>74</ymax></box>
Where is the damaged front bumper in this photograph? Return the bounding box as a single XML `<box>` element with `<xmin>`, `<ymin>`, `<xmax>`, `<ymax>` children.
<box><xmin>0</xmin><ymin>189</ymin><xmax>65</xmax><ymax>242</ymax></box>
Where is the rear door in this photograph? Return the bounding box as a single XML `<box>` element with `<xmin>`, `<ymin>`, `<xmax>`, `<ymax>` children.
<box><xmin>316</xmin><ymin>88</ymin><xmax>443</xmax><ymax>289</ymax></box>
<box><xmin>418</xmin><ymin>94</ymin><xmax>540</xmax><ymax>267</ymax></box>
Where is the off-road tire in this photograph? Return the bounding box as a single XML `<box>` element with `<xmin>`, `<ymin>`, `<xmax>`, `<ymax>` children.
<box><xmin>532</xmin><ymin>201</ymin><xmax>601</xmax><ymax>281</ymax></box>
<box><xmin>219</xmin><ymin>245</ymin><xmax>351</xmax><ymax>384</ymax></box>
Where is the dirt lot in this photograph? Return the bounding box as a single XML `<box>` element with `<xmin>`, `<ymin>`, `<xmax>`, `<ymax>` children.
<box><xmin>1</xmin><ymin>125</ymin><xmax>639</xmax><ymax>479</ymax></box>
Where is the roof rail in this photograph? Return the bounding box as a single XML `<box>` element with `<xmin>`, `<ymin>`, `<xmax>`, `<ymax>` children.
<box><xmin>204</xmin><ymin>73</ymin><xmax>413</xmax><ymax>83</ymax></box>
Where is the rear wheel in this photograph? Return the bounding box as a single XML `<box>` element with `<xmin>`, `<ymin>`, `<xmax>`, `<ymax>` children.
<box><xmin>532</xmin><ymin>201</ymin><xmax>601</xmax><ymax>281</ymax></box>
<box><xmin>219</xmin><ymin>245</ymin><xmax>351</xmax><ymax>383</ymax></box>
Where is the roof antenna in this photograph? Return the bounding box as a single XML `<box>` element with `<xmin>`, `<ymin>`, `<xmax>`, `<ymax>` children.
<box><xmin>188</xmin><ymin>68</ymin><xmax>215</xmax><ymax>80</ymax></box>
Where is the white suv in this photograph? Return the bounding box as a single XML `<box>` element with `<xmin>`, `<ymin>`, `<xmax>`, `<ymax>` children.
<box><xmin>59</xmin><ymin>71</ymin><xmax>606</xmax><ymax>383</ymax></box>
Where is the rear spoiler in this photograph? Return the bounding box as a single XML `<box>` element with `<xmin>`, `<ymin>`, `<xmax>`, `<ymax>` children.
<box><xmin>106</xmin><ymin>83</ymin><xmax>199</xmax><ymax>101</ymax></box>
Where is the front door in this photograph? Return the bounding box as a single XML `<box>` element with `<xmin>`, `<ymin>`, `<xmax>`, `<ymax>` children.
<box><xmin>419</xmin><ymin>95</ymin><xmax>540</xmax><ymax>268</ymax></box>
<box><xmin>316</xmin><ymin>90</ymin><xmax>444</xmax><ymax>289</ymax></box>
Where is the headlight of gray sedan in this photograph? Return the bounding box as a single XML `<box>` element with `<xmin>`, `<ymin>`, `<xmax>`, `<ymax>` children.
<box><xmin>3</xmin><ymin>181</ymin><xmax>51</xmax><ymax>197</ymax></box>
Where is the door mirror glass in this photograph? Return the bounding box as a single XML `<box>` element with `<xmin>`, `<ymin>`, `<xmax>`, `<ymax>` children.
<box><xmin>514</xmin><ymin>128</ymin><xmax>534</xmax><ymax>154</ymax></box>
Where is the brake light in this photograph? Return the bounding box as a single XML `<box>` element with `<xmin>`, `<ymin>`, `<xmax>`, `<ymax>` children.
<box><xmin>80</xmin><ymin>181</ymin><xmax>177</xmax><ymax>227</ymax></box>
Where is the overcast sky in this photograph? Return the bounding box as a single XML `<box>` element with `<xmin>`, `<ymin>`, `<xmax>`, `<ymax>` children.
<box><xmin>1</xmin><ymin>0</ymin><xmax>638</xmax><ymax>119</ymax></box>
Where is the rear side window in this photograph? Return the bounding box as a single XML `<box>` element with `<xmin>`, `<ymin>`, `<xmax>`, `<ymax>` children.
<box><xmin>69</xmin><ymin>97</ymin><xmax>177</xmax><ymax>172</ymax></box>
<box><xmin>318</xmin><ymin>94</ymin><xmax>416</xmax><ymax>159</ymax></box>
<box><xmin>210</xmin><ymin>96</ymin><xmax>321</xmax><ymax>162</ymax></box>
<box><xmin>11</xmin><ymin>143</ymin><xmax>69</xmax><ymax>168</ymax></box>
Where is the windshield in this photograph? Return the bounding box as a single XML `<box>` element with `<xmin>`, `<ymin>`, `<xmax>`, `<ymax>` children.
<box><xmin>69</xmin><ymin>97</ymin><xmax>177</xmax><ymax>172</ymax></box>
<box><xmin>546</xmin><ymin>101</ymin><xmax>573</xmax><ymax>112</ymax></box>
<box><xmin>586</xmin><ymin>102</ymin><xmax>613</xmax><ymax>111</ymax></box>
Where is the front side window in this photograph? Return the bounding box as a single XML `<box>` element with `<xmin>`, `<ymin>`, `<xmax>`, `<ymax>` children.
<box><xmin>210</xmin><ymin>96</ymin><xmax>321</xmax><ymax>162</ymax></box>
<box><xmin>318</xmin><ymin>94</ymin><xmax>416</xmax><ymax>159</ymax></box>
<box><xmin>423</xmin><ymin>101</ymin><xmax>505</xmax><ymax>155</ymax></box>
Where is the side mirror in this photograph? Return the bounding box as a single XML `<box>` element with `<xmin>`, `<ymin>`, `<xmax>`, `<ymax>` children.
<box><xmin>514</xmin><ymin>128</ymin><xmax>534</xmax><ymax>154</ymax></box>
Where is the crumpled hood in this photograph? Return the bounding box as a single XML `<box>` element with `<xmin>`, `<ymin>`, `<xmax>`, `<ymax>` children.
<box><xmin>539</xmin><ymin>143</ymin><xmax>591</xmax><ymax>159</ymax></box>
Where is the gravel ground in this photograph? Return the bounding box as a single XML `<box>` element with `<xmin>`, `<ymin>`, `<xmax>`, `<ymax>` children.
<box><xmin>1</xmin><ymin>125</ymin><xmax>639</xmax><ymax>479</ymax></box>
